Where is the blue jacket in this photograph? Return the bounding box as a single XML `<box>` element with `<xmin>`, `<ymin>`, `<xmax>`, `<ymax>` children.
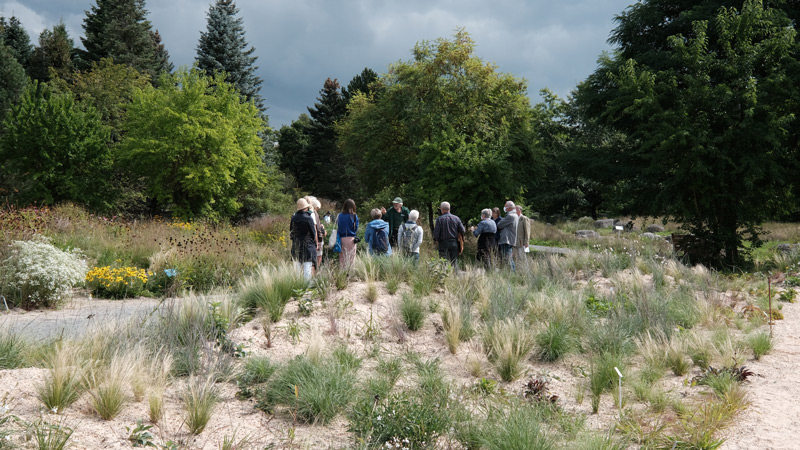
<box><xmin>337</xmin><ymin>213</ymin><xmax>359</xmax><ymax>237</ymax></box>
<box><xmin>364</xmin><ymin>219</ymin><xmax>392</xmax><ymax>255</ymax></box>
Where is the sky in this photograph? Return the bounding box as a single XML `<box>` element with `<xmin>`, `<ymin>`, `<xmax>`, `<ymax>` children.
<box><xmin>2</xmin><ymin>0</ymin><xmax>634</xmax><ymax>128</ymax></box>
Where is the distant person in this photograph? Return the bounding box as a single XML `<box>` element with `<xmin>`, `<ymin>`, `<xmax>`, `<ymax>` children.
<box><xmin>398</xmin><ymin>209</ymin><xmax>423</xmax><ymax>264</ymax></box>
<box><xmin>496</xmin><ymin>201</ymin><xmax>519</xmax><ymax>271</ymax></box>
<box><xmin>433</xmin><ymin>201</ymin><xmax>465</xmax><ymax>269</ymax></box>
<box><xmin>365</xmin><ymin>208</ymin><xmax>392</xmax><ymax>256</ymax></box>
<box><xmin>290</xmin><ymin>198</ymin><xmax>317</xmax><ymax>281</ymax></box>
<box><xmin>381</xmin><ymin>197</ymin><xmax>409</xmax><ymax>247</ymax></box>
<box><xmin>491</xmin><ymin>207</ymin><xmax>502</xmax><ymax>226</ymax></box>
<box><xmin>336</xmin><ymin>199</ymin><xmax>360</xmax><ymax>269</ymax></box>
<box><xmin>471</xmin><ymin>208</ymin><xmax>497</xmax><ymax>269</ymax></box>
<box><xmin>323</xmin><ymin>211</ymin><xmax>332</xmax><ymax>224</ymax></box>
<box><xmin>513</xmin><ymin>205</ymin><xmax>532</xmax><ymax>265</ymax></box>
<box><xmin>305</xmin><ymin>196</ymin><xmax>326</xmax><ymax>268</ymax></box>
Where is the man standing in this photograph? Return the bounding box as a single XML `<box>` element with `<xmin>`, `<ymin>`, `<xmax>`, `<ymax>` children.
<box><xmin>496</xmin><ymin>201</ymin><xmax>519</xmax><ymax>271</ymax></box>
<box><xmin>513</xmin><ymin>205</ymin><xmax>531</xmax><ymax>267</ymax></box>
<box><xmin>381</xmin><ymin>197</ymin><xmax>410</xmax><ymax>247</ymax></box>
<box><xmin>433</xmin><ymin>201</ymin><xmax>465</xmax><ymax>269</ymax></box>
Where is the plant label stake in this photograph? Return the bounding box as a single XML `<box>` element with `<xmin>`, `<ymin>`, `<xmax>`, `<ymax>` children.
<box><xmin>1</xmin><ymin>295</ymin><xmax>7</xmax><ymax>312</ymax></box>
<box><xmin>614</xmin><ymin>366</ymin><xmax>623</xmax><ymax>418</ymax></box>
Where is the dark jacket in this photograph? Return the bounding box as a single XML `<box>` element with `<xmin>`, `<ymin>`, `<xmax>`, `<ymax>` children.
<box><xmin>290</xmin><ymin>210</ymin><xmax>317</xmax><ymax>264</ymax></box>
<box><xmin>433</xmin><ymin>212</ymin><xmax>465</xmax><ymax>242</ymax></box>
<box><xmin>384</xmin><ymin>206</ymin><xmax>409</xmax><ymax>237</ymax></box>
<box><xmin>365</xmin><ymin>219</ymin><xmax>393</xmax><ymax>255</ymax></box>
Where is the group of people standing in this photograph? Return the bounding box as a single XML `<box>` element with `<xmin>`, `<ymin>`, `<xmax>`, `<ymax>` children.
<box><xmin>289</xmin><ymin>196</ymin><xmax>531</xmax><ymax>281</ymax></box>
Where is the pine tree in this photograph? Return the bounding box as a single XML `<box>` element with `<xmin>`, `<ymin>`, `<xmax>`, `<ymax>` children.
<box><xmin>0</xmin><ymin>41</ymin><xmax>27</xmax><ymax>119</ymax></box>
<box><xmin>196</xmin><ymin>0</ymin><xmax>264</xmax><ymax>112</ymax></box>
<box><xmin>78</xmin><ymin>0</ymin><xmax>169</xmax><ymax>80</ymax></box>
<box><xmin>151</xmin><ymin>30</ymin><xmax>174</xmax><ymax>76</ymax></box>
<box><xmin>29</xmin><ymin>23</ymin><xmax>75</xmax><ymax>82</ymax></box>
<box><xmin>0</xmin><ymin>16</ymin><xmax>33</xmax><ymax>69</ymax></box>
<box><xmin>342</xmin><ymin>67</ymin><xmax>378</xmax><ymax>103</ymax></box>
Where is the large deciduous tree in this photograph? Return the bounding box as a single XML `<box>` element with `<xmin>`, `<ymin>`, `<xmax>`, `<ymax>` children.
<box><xmin>78</xmin><ymin>0</ymin><xmax>169</xmax><ymax>80</ymax></box>
<box><xmin>337</xmin><ymin>30</ymin><xmax>537</xmax><ymax>224</ymax></box>
<box><xmin>0</xmin><ymin>81</ymin><xmax>112</xmax><ymax>209</ymax></box>
<box><xmin>196</xmin><ymin>0</ymin><xmax>264</xmax><ymax>112</ymax></box>
<box><xmin>576</xmin><ymin>0</ymin><xmax>798</xmax><ymax>265</ymax></box>
<box><xmin>121</xmin><ymin>68</ymin><xmax>266</xmax><ymax>220</ymax></box>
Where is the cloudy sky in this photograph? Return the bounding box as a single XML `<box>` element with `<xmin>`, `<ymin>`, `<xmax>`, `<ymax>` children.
<box><xmin>3</xmin><ymin>0</ymin><xmax>633</xmax><ymax>127</ymax></box>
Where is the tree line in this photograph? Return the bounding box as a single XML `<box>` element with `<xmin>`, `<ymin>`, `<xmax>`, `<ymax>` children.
<box><xmin>1</xmin><ymin>0</ymin><xmax>799</xmax><ymax>265</ymax></box>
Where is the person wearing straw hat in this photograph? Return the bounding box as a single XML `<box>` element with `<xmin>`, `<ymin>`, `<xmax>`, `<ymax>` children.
<box><xmin>290</xmin><ymin>198</ymin><xmax>317</xmax><ymax>281</ymax></box>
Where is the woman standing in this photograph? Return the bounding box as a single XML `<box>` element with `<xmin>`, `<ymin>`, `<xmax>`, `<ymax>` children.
<box><xmin>290</xmin><ymin>198</ymin><xmax>317</xmax><ymax>281</ymax></box>
<box><xmin>305</xmin><ymin>196</ymin><xmax>326</xmax><ymax>268</ymax></box>
<box><xmin>337</xmin><ymin>199</ymin><xmax>359</xmax><ymax>269</ymax></box>
<box><xmin>472</xmin><ymin>208</ymin><xmax>498</xmax><ymax>269</ymax></box>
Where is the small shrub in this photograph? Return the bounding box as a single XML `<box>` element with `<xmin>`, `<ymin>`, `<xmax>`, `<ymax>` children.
<box><xmin>778</xmin><ymin>289</ymin><xmax>796</xmax><ymax>303</ymax></box>
<box><xmin>1</xmin><ymin>236</ymin><xmax>87</xmax><ymax>309</ymax></box>
<box><xmin>85</xmin><ymin>265</ymin><xmax>148</xmax><ymax>299</ymax></box>
<box><xmin>400</xmin><ymin>294</ymin><xmax>427</xmax><ymax>331</ymax></box>
<box><xmin>536</xmin><ymin>320</ymin><xmax>573</xmax><ymax>362</ymax></box>
<box><xmin>747</xmin><ymin>332</ymin><xmax>773</xmax><ymax>360</ymax></box>
<box><xmin>182</xmin><ymin>375</ymin><xmax>220</xmax><ymax>435</ymax></box>
<box><xmin>484</xmin><ymin>318</ymin><xmax>535</xmax><ymax>382</ymax></box>
<box><xmin>126</xmin><ymin>419</ymin><xmax>156</xmax><ymax>447</ymax></box>
<box><xmin>297</xmin><ymin>297</ymin><xmax>314</xmax><ymax>316</ymax></box>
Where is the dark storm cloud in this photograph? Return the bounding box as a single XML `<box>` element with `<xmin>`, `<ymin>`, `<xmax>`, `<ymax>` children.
<box><xmin>3</xmin><ymin>0</ymin><xmax>633</xmax><ymax>127</ymax></box>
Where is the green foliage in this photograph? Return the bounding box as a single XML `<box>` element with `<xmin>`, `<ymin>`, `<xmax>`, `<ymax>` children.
<box><xmin>121</xmin><ymin>68</ymin><xmax>267</xmax><ymax>220</ymax></box>
<box><xmin>747</xmin><ymin>332</ymin><xmax>773</xmax><ymax>360</ymax></box>
<box><xmin>29</xmin><ymin>419</ymin><xmax>73</xmax><ymax>450</ymax></box>
<box><xmin>0</xmin><ymin>40</ymin><xmax>26</xmax><ymax>118</ymax></box>
<box><xmin>258</xmin><ymin>354</ymin><xmax>358</xmax><ymax>424</ymax></box>
<box><xmin>28</xmin><ymin>23</ymin><xmax>74</xmax><ymax>82</ymax></box>
<box><xmin>196</xmin><ymin>0</ymin><xmax>263</xmax><ymax>111</ymax></box>
<box><xmin>484</xmin><ymin>318</ymin><xmax>536</xmax><ymax>381</ymax></box>
<box><xmin>77</xmin><ymin>0</ymin><xmax>168</xmax><ymax>79</ymax></box>
<box><xmin>126</xmin><ymin>419</ymin><xmax>156</xmax><ymax>447</ymax></box>
<box><xmin>400</xmin><ymin>293</ymin><xmax>428</xmax><ymax>331</ymax></box>
<box><xmin>0</xmin><ymin>331</ymin><xmax>26</xmax><ymax>369</ymax></box>
<box><xmin>337</xmin><ymin>29</ymin><xmax>539</xmax><ymax>219</ymax></box>
<box><xmin>536</xmin><ymin>319</ymin><xmax>574</xmax><ymax>362</ymax></box>
<box><xmin>0</xmin><ymin>81</ymin><xmax>113</xmax><ymax>209</ymax></box>
<box><xmin>475</xmin><ymin>403</ymin><xmax>554</xmax><ymax>450</ymax></box>
<box><xmin>182</xmin><ymin>375</ymin><xmax>220</xmax><ymax>435</ymax></box>
<box><xmin>236</xmin><ymin>356</ymin><xmax>277</xmax><ymax>399</ymax></box>
<box><xmin>238</xmin><ymin>265</ymin><xmax>306</xmax><ymax>322</ymax></box>
<box><xmin>0</xmin><ymin>16</ymin><xmax>33</xmax><ymax>68</ymax></box>
<box><xmin>577</xmin><ymin>0</ymin><xmax>799</xmax><ymax>266</ymax></box>
<box><xmin>590</xmin><ymin>352</ymin><xmax>625</xmax><ymax>413</ymax></box>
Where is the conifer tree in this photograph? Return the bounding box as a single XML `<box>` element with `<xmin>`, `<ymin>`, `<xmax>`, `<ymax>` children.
<box><xmin>0</xmin><ymin>41</ymin><xmax>26</xmax><ymax>119</ymax></box>
<box><xmin>29</xmin><ymin>23</ymin><xmax>75</xmax><ymax>82</ymax></box>
<box><xmin>342</xmin><ymin>67</ymin><xmax>378</xmax><ymax>103</ymax></box>
<box><xmin>78</xmin><ymin>0</ymin><xmax>169</xmax><ymax>80</ymax></box>
<box><xmin>151</xmin><ymin>30</ymin><xmax>173</xmax><ymax>75</ymax></box>
<box><xmin>0</xmin><ymin>16</ymin><xmax>33</xmax><ymax>69</ymax></box>
<box><xmin>196</xmin><ymin>0</ymin><xmax>264</xmax><ymax>112</ymax></box>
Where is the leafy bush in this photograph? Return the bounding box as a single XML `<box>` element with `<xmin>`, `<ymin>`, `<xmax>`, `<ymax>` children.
<box><xmin>1</xmin><ymin>236</ymin><xmax>87</xmax><ymax>309</ymax></box>
<box><xmin>85</xmin><ymin>265</ymin><xmax>148</xmax><ymax>299</ymax></box>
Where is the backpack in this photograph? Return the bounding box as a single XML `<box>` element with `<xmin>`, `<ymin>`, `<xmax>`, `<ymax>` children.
<box><xmin>400</xmin><ymin>224</ymin><xmax>417</xmax><ymax>254</ymax></box>
<box><xmin>372</xmin><ymin>227</ymin><xmax>389</xmax><ymax>254</ymax></box>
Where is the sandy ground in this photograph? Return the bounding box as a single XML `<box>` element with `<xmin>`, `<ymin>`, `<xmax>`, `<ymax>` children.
<box><xmin>0</xmin><ymin>279</ymin><xmax>797</xmax><ymax>449</ymax></box>
<box><xmin>721</xmin><ymin>299</ymin><xmax>800</xmax><ymax>450</ymax></box>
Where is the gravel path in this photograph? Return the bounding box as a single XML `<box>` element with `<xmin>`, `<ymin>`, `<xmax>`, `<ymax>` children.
<box><xmin>0</xmin><ymin>296</ymin><xmax>162</xmax><ymax>341</ymax></box>
<box><xmin>722</xmin><ymin>299</ymin><xmax>800</xmax><ymax>450</ymax></box>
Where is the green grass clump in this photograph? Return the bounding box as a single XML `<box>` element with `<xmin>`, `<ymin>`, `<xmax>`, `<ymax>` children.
<box><xmin>236</xmin><ymin>356</ymin><xmax>277</xmax><ymax>399</ymax></box>
<box><xmin>476</xmin><ymin>404</ymin><xmax>554</xmax><ymax>450</ymax></box>
<box><xmin>37</xmin><ymin>348</ymin><xmax>84</xmax><ymax>413</ymax></box>
<box><xmin>238</xmin><ymin>264</ymin><xmax>306</xmax><ymax>322</ymax></box>
<box><xmin>400</xmin><ymin>294</ymin><xmax>428</xmax><ymax>331</ymax></box>
<box><xmin>590</xmin><ymin>352</ymin><xmax>625</xmax><ymax>413</ymax></box>
<box><xmin>259</xmin><ymin>353</ymin><xmax>358</xmax><ymax>424</ymax></box>
<box><xmin>86</xmin><ymin>354</ymin><xmax>131</xmax><ymax>420</ymax></box>
<box><xmin>0</xmin><ymin>331</ymin><xmax>26</xmax><ymax>369</ymax></box>
<box><xmin>746</xmin><ymin>332</ymin><xmax>773</xmax><ymax>360</ymax></box>
<box><xmin>484</xmin><ymin>318</ymin><xmax>535</xmax><ymax>382</ymax></box>
<box><xmin>182</xmin><ymin>375</ymin><xmax>220</xmax><ymax>435</ymax></box>
<box><xmin>29</xmin><ymin>419</ymin><xmax>73</xmax><ymax>450</ymax></box>
<box><xmin>536</xmin><ymin>320</ymin><xmax>574</xmax><ymax>362</ymax></box>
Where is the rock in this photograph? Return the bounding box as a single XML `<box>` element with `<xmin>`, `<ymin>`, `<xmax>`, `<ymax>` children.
<box><xmin>576</xmin><ymin>230</ymin><xmax>599</xmax><ymax>239</ymax></box>
<box><xmin>646</xmin><ymin>224</ymin><xmax>665</xmax><ymax>233</ymax></box>
<box><xmin>777</xmin><ymin>243</ymin><xmax>798</xmax><ymax>254</ymax></box>
<box><xmin>594</xmin><ymin>219</ymin><xmax>615</xmax><ymax>228</ymax></box>
<box><xmin>642</xmin><ymin>232</ymin><xmax>662</xmax><ymax>240</ymax></box>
